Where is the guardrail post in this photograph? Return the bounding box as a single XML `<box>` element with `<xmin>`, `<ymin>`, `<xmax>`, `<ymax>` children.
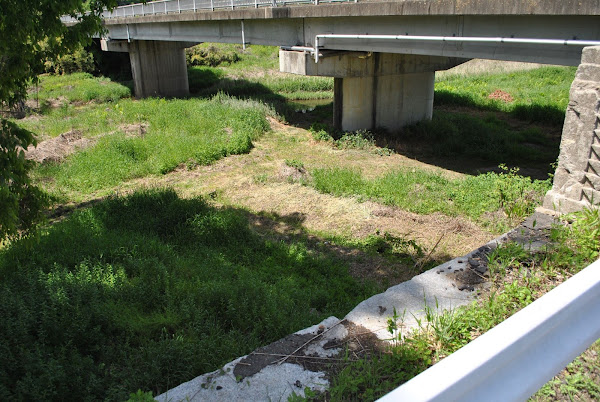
<box><xmin>153</xmin><ymin>2</ymin><xmax>155</xmax><ymax>13</ymax></box>
<box><xmin>178</xmin><ymin>0</ymin><xmax>181</xmax><ymax>13</ymax></box>
<box><xmin>131</xmin><ymin>4</ymin><xmax>134</xmax><ymax>16</ymax></box>
<box><xmin>255</xmin><ymin>0</ymin><xmax>258</xmax><ymax>8</ymax></box>
<box><xmin>193</xmin><ymin>0</ymin><xmax>196</xmax><ymax>11</ymax></box>
<box><xmin>231</xmin><ymin>0</ymin><xmax>234</xmax><ymax>9</ymax></box>
<box><xmin>272</xmin><ymin>0</ymin><xmax>276</xmax><ymax>7</ymax></box>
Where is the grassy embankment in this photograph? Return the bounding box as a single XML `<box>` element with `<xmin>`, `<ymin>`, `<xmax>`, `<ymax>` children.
<box><xmin>2</xmin><ymin>45</ymin><xmax>592</xmax><ymax>400</ymax></box>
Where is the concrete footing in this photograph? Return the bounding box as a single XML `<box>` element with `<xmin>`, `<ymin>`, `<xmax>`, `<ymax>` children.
<box><xmin>280</xmin><ymin>50</ymin><xmax>465</xmax><ymax>131</ymax></box>
<box><xmin>543</xmin><ymin>46</ymin><xmax>600</xmax><ymax>214</ymax></box>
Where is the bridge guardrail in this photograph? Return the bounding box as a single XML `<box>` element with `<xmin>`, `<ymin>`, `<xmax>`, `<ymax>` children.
<box><xmin>61</xmin><ymin>0</ymin><xmax>356</xmax><ymax>23</ymax></box>
<box><xmin>377</xmin><ymin>257</ymin><xmax>600</xmax><ymax>401</ymax></box>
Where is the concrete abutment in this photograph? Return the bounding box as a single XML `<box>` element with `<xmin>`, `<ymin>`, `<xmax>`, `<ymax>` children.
<box><xmin>280</xmin><ymin>50</ymin><xmax>465</xmax><ymax>131</ymax></box>
<box><xmin>543</xmin><ymin>46</ymin><xmax>600</xmax><ymax>213</ymax></box>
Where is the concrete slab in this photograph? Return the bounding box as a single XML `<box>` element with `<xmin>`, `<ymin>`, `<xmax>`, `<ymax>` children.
<box><xmin>344</xmin><ymin>242</ymin><xmax>496</xmax><ymax>340</ymax></box>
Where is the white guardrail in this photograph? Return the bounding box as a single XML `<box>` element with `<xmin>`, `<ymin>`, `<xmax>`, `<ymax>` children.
<box><xmin>379</xmin><ymin>257</ymin><xmax>600</xmax><ymax>402</ymax></box>
<box><xmin>61</xmin><ymin>0</ymin><xmax>355</xmax><ymax>22</ymax></box>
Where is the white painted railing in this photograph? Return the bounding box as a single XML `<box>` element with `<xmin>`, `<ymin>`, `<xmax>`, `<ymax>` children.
<box><xmin>378</xmin><ymin>258</ymin><xmax>600</xmax><ymax>402</ymax></box>
<box><xmin>60</xmin><ymin>0</ymin><xmax>356</xmax><ymax>23</ymax></box>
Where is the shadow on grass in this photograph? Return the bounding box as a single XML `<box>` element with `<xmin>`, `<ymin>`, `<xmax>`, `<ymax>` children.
<box><xmin>375</xmin><ymin>106</ymin><xmax>562</xmax><ymax>180</ymax></box>
<box><xmin>187</xmin><ymin>67</ymin><xmax>333</xmax><ymax>128</ymax></box>
<box><xmin>434</xmin><ymin>90</ymin><xmax>567</xmax><ymax>127</ymax></box>
<box><xmin>0</xmin><ymin>188</ymin><xmax>444</xmax><ymax>401</ymax></box>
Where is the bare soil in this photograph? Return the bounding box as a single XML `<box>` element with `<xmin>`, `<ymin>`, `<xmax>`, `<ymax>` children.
<box><xmin>25</xmin><ymin>130</ymin><xmax>94</xmax><ymax>163</ymax></box>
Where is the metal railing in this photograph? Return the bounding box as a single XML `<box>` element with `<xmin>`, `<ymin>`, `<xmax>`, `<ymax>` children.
<box><xmin>378</xmin><ymin>258</ymin><xmax>600</xmax><ymax>401</ymax></box>
<box><xmin>61</xmin><ymin>0</ymin><xmax>356</xmax><ymax>23</ymax></box>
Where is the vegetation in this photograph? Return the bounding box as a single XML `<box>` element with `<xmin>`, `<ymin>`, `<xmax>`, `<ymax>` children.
<box><xmin>0</xmin><ymin>189</ymin><xmax>378</xmax><ymax>400</ymax></box>
<box><xmin>0</xmin><ymin>0</ymin><xmax>118</xmax><ymax>240</ymax></box>
<box><xmin>3</xmin><ymin>41</ymin><xmax>589</xmax><ymax>400</ymax></box>
<box><xmin>44</xmin><ymin>44</ymin><xmax>96</xmax><ymax>75</ymax></box>
<box><xmin>311</xmin><ymin>164</ymin><xmax>550</xmax><ymax>230</ymax></box>
<box><xmin>435</xmin><ymin>66</ymin><xmax>576</xmax><ymax>126</ymax></box>
<box><xmin>31</xmin><ymin>72</ymin><xmax>131</xmax><ymax>107</ymax></box>
<box><xmin>186</xmin><ymin>44</ymin><xmax>333</xmax><ymax>101</ymax></box>
<box><xmin>400</xmin><ymin>111</ymin><xmax>557</xmax><ymax>166</ymax></box>
<box><xmin>322</xmin><ymin>208</ymin><xmax>600</xmax><ymax>401</ymax></box>
<box><xmin>18</xmin><ymin>93</ymin><xmax>272</xmax><ymax>199</ymax></box>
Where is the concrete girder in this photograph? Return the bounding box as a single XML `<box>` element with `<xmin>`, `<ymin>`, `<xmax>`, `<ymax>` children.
<box><xmin>102</xmin><ymin>12</ymin><xmax>600</xmax><ymax>66</ymax></box>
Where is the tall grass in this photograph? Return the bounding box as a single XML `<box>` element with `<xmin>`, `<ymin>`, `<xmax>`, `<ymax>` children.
<box><xmin>0</xmin><ymin>189</ymin><xmax>378</xmax><ymax>401</ymax></box>
<box><xmin>31</xmin><ymin>72</ymin><xmax>131</xmax><ymax>107</ymax></box>
<box><xmin>29</xmin><ymin>94</ymin><xmax>271</xmax><ymax>195</ymax></box>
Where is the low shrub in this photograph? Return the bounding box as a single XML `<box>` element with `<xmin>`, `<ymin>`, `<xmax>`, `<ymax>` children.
<box><xmin>44</xmin><ymin>45</ymin><xmax>95</xmax><ymax>75</ymax></box>
<box><xmin>186</xmin><ymin>44</ymin><xmax>241</xmax><ymax>67</ymax></box>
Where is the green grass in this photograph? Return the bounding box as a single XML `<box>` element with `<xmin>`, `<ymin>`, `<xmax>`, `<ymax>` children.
<box><xmin>186</xmin><ymin>44</ymin><xmax>333</xmax><ymax>101</ymax></box>
<box><xmin>30</xmin><ymin>72</ymin><xmax>131</xmax><ymax>108</ymax></box>
<box><xmin>323</xmin><ymin>208</ymin><xmax>600</xmax><ymax>401</ymax></box>
<box><xmin>210</xmin><ymin>44</ymin><xmax>280</xmax><ymax>71</ymax></box>
<box><xmin>400</xmin><ymin>111</ymin><xmax>557</xmax><ymax>165</ymax></box>
<box><xmin>311</xmin><ymin>165</ymin><xmax>550</xmax><ymax>229</ymax></box>
<box><xmin>25</xmin><ymin>94</ymin><xmax>271</xmax><ymax>197</ymax></box>
<box><xmin>0</xmin><ymin>189</ymin><xmax>379</xmax><ymax>401</ymax></box>
<box><xmin>435</xmin><ymin>66</ymin><xmax>576</xmax><ymax>126</ymax></box>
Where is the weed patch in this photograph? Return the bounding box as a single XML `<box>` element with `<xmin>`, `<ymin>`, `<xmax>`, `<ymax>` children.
<box><xmin>309</xmin><ymin>125</ymin><xmax>393</xmax><ymax>156</ymax></box>
<box><xmin>28</xmin><ymin>94</ymin><xmax>271</xmax><ymax>197</ymax></box>
<box><xmin>0</xmin><ymin>189</ymin><xmax>378</xmax><ymax>400</ymax></box>
<box><xmin>312</xmin><ymin>165</ymin><xmax>549</xmax><ymax>230</ymax></box>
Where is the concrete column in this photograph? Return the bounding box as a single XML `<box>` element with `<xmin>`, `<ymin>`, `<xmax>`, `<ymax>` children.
<box><xmin>543</xmin><ymin>46</ymin><xmax>600</xmax><ymax>213</ymax></box>
<box><xmin>128</xmin><ymin>40</ymin><xmax>190</xmax><ymax>98</ymax></box>
<box><xmin>333</xmin><ymin>72</ymin><xmax>434</xmax><ymax>131</ymax></box>
<box><xmin>280</xmin><ymin>50</ymin><xmax>464</xmax><ymax>131</ymax></box>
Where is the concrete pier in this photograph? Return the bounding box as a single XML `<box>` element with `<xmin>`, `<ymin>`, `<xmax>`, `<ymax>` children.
<box><xmin>280</xmin><ymin>51</ymin><xmax>465</xmax><ymax>131</ymax></box>
<box><xmin>101</xmin><ymin>39</ymin><xmax>193</xmax><ymax>98</ymax></box>
<box><xmin>128</xmin><ymin>40</ymin><xmax>191</xmax><ymax>98</ymax></box>
<box><xmin>543</xmin><ymin>46</ymin><xmax>600</xmax><ymax>213</ymax></box>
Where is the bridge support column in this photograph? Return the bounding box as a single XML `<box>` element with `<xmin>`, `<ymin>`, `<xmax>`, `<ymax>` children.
<box><xmin>543</xmin><ymin>46</ymin><xmax>600</xmax><ymax>213</ymax></box>
<box><xmin>129</xmin><ymin>40</ymin><xmax>191</xmax><ymax>98</ymax></box>
<box><xmin>280</xmin><ymin>50</ymin><xmax>465</xmax><ymax>131</ymax></box>
<box><xmin>101</xmin><ymin>39</ymin><xmax>194</xmax><ymax>98</ymax></box>
<box><xmin>333</xmin><ymin>72</ymin><xmax>434</xmax><ymax>131</ymax></box>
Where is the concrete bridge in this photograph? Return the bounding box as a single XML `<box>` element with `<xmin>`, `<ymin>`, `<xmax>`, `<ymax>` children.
<box><xmin>93</xmin><ymin>0</ymin><xmax>600</xmax><ymax>212</ymax></box>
